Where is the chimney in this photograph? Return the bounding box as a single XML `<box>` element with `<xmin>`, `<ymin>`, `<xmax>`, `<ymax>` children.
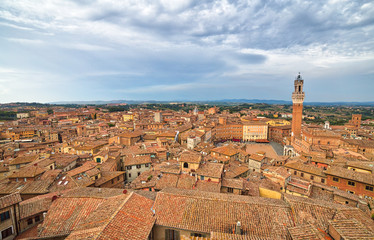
<box><xmin>235</xmin><ymin>221</ymin><xmax>241</xmax><ymax>235</ymax></box>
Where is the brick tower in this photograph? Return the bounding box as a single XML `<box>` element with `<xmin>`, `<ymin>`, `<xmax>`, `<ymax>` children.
<box><xmin>291</xmin><ymin>73</ymin><xmax>305</xmax><ymax>142</ymax></box>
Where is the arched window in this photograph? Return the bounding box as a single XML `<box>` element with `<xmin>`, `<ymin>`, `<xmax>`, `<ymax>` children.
<box><xmin>183</xmin><ymin>162</ymin><xmax>189</xmax><ymax>168</ymax></box>
<box><xmin>298</xmin><ymin>85</ymin><xmax>301</xmax><ymax>92</ymax></box>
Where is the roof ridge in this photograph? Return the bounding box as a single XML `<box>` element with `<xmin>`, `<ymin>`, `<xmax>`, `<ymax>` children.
<box><xmin>94</xmin><ymin>192</ymin><xmax>134</xmax><ymax>239</ymax></box>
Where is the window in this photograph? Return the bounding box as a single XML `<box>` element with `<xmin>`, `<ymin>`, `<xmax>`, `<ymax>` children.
<box><xmin>111</xmin><ymin>179</ymin><xmax>114</xmax><ymax>184</ymax></box>
<box><xmin>366</xmin><ymin>185</ymin><xmax>374</xmax><ymax>191</ymax></box>
<box><xmin>16</xmin><ymin>164</ymin><xmax>20</xmax><ymax>169</ymax></box>
<box><xmin>228</xmin><ymin>187</ymin><xmax>233</xmax><ymax>193</ymax></box>
<box><xmin>1</xmin><ymin>227</ymin><xmax>13</xmax><ymax>239</ymax></box>
<box><xmin>333</xmin><ymin>177</ymin><xmax>339</xmax><ymax>182</ymax></box>
<box><xmin>321</xmin><ymin>179</ymin><xmax>325</xmax><ymax>183</ymax></box>
<box><xmin>128</xmin><ymin>173</ymin><xmax>131</xmax><ymax>178</ymax></box>
<box><xmin>300</xmin><ymin>173</ymin><xmax>304</xmax><ymax>177</ymax></box>
<box><xmin>165</xmin><ymin>229</ymin><xmax>180</xmax><ymax>240</ymax></box>
<box><xmin>294</xmin><ymin>171</ymin><xmax>297</xmax><ymax>175</ymax></box>
<box><xmin>201</xmin><ymin>176</ymin><xmax>205</xmax><ymax>180</ymax></box>
<box><xmin>96</xmin><ymin>157</ymin><xmax>101</xmax><ymax>163</ymax></box>
<box><xmin>347</xmin><ymin>190</ymin><xmax>355</xmax><ymax>194</ymax></box>
<box><xmin>0</xmin><ymin>211</ymin><xmax>10</xmax><ymax>222</ymax></box>
<box><xmin>310</xmin><ymin>176</ymin><xmax>314</xmax><ymax>180</ymax></box>
<box><xmin>126</xmin><ymin>166</ymin><xmax>132</xmax><ymax>170</ymax></box>
<box><xmin>117</xmin><ymin>176</ymin><xmax>120</xmax><ymax>181</ymax></box>
<box><xmin>136</xmin><ymin>165</ymin><xmax>141</xmax><ymax>169</ymax></box>
<box><xmin>183</xmin><ymin>162</ymin><xmax>189</xmax><ymax>168</ymax></box>
<box><xmin>137</xmin><ymin>172</ymin><xmax>141</xmax><ymax>176</ymax></box>
<box><xmin>348</xmin><ymin>181</ymin><xmax>356</xmax><ymax>186</ymax></box>
<box><xmin>191</xmin><ymin>233</ymin><xmax>205</xmax><ymax>237</ymax></box>
<box><xmin>27</xmin><ymin>218</ymin><xmax>33</xmax><ymax>225</ymax></box>
<box><xmin>145</xmin><ymin>163</ymin><xmax>149</xmax><ymax>167</ymax></box>
<box><xmin>35</xmin><ymin>215</ymin><xmax>40</xmax><ymax>222</ymax></box>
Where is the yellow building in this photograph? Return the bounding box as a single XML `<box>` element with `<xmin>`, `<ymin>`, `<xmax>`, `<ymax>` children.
<box><xmin>266</xmin><ymin>119</ymin><xmax>291</xmax><ymax>127</ymax></box>
<box><xmin>122</xmin><ymin>113</ymin><xmax>134</xmax><ymax>122</ymax></box>
<box><xmin>242</xmin><ymin>121</ymin><xmax>268</xmax><ymax>142</ymax></box>
<box><xmin>179</xmin><ymin>151</ymin><xmax>201</xmax><ymax>173</ymax></box>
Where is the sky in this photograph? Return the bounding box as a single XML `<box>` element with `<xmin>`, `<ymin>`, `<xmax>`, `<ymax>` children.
<box><xmin>0</xmin><ymin>0</ymin><xmax>374</xmax><ymax>103</ymax></box>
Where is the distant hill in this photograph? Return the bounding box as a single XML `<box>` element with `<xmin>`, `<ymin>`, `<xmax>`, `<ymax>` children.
<box><xmin>48</xmin><ymin>99</ymin><xmax>374</xmax><ymax>106</ymax></box>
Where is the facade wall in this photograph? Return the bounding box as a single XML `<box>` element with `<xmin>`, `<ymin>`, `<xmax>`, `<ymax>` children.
<box><xmin>259</xmin><ymin>187</ymin><xmax>282</xmax><ymax>199</ymax></box>
<box><xmin>97</xmin><ymin>174</ymin><xmax>125</xmax><ymax>188</ymax></box>
<box><xmin>243</xmin><ymin>124</ymin><xmax>268</xmax><ymax>141</ymax></box>
<box><xmin>326</xmin><ymin>175</ymin><xmax>374</xmax><ymax>198</ymax></box>
<box><xmin>19</xmin><ymin>213</ymin><xmax>44</xmax><ymax>233</ymax></box>
<box><xmin>214</xmin><ymin>124</ymin><xmax>243</xmax><ymax>140</ymax></box>
<box><xmin>220</xmin><ymin>187</ymin><xmax>241</xmax><ymax>195</ymax></box>
<box><xmin>0</xmin><ymin>206</ymin><xmax>18</xmax><ymax>240</ymax></box>
<box><xmin>125</xmin><ymin>164</ymin><xmax>151</xmax><ymax>182</ymax></box>
<box><xmin>286</xmin><ymin>168</ymin><xmax>326</xmax><ymax>184</ymax></box>
<box><xmin>153</xmin><ymin>225</ymin><xmax>209</xmax><ymax>240</ymax></box>
<box><xmin>248</xmin><ymin>160</ymin><xmax>262</xmax><ymax>172</ymax></box>
<box><xmin>180</xmin><ymin>162</ymin><xmax>199</xmax><ymax>173</ymax></box>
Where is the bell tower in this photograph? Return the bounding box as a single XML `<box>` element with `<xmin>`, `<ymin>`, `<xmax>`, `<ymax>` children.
<box><xmin>291</xmin><ymin>73</ymin><xmax>305</xmax><ymax>141</ymax></box>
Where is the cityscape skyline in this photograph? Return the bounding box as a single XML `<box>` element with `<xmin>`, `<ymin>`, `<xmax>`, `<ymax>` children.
<box><xmin>1</xmin><ymin>0</ymin><xmax>374</xmax><ymax>103</ymax></box>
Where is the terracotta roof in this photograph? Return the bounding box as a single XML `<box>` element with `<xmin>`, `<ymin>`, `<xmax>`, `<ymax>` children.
<box><xmin>119</xmin><ymin>131</ymin><xmax>143</xmax><ymax>138</ymax></box>
<box><xmin>176</xmin><ymin>174</ymin><xmax>196</xmax><ymax>190</ymax></box>
<box><xmin>85</xmin><ymin>168</ymin><xmax>100</xmax><ymax>177</ymax></box>
<box><xmin>346</xmin><ymin>161</ymin><xmax>374</xmax><ymax>172</ymax></box>
<box><xmin>51</xmin><ymin>154</ymin><xmax>79</xmax><ymax>168</ymax></box>
<box><xmin>9</xmin><ymin>154</ymin><xmax>39</xmax><ymax>166</ymax></box>
<box><xmin>211</xmin><ymin>145</ymin><xmax>239</xmax><ymax>156</ymax></box>
<box><xmin>123</xmin><ymin>155</ymin><xmax>151</xmax><ymax>166</ymax></box>
<box><xmin>155</xmin><ymin>162</ymin><xmax>181</xmax><ymax>174</ymax></box>
<box><xmin>284</xmin><ymin>194</ymin><xmax>349</xmax><ymax>231</ymax></box>
<box><xmin>38</xmin><ymin>197</ymin><xmax>109</xmax><ymax>237</ymax></box>
<box><xmin>0</xmin><ymin>192</ymin><xmax>21</xmax><ymax>209</ymax></box>
<box><xmin>65</xmin><ymin>192</ymin><xmax>155</xmax><ymax>240</ymax></box>
<box><xmin>328</xmin><ymin>219</ymin><xmax>374</xmax><ymax>239</ymax></box>
<box><xmin>155</xmin><ymin>173</ymin><xmax>179</xmax><ymax>190</ymax></box>
<box><xmin>194</xmin><ymin>180</ymin><xmax>221</xmax><ymax>193</ymax></box>
<box><xmin>154</xmin><ymin>188</ymin><xmax>293</xmax><ymax>239</ymax></box>
<box><xmin>287</xmin><ymin>224</ymin><xmax>326</xmax><ymax>240</ymax></box>
<box><xmin>8</xmin><ymin>165</ymin><xmax>46</xmax><ymax>179</ymax></box>
<box><xmin>66</xmin><ymin>161</ymin><xmax>98</xmax><ymax>177</ymax></box>
<box><xmin>249</xmin><ymin>154</ymin><xmax>265</xmax><ymax>162</ymax></box>
<box><xmin>179</xmin><ymin>151</ymin><xmax>202</xmax><ymax>164</ymax></box>
<box><xmin>285</xmin><ymin>161</ymin><xmax>325</xmax><ymax>177</ymax></box>
<box><xmin>196</xmin><ymin>162</ymin><xmax>224</xmax><ymax>179</ymax></box>
<box><xmin>221</xmin><ymin>178</ymin><xmax>244</xmax><ymax>190</ymax></box>
<box><xmin>224</xmin><ymin>162</ymin><xmax>250</xmax><ymax>179</ymax></box>
<box><xmin>19</xmin><ymin>196</ymin><xmax>51</xmax><ymax>219</ymax></box>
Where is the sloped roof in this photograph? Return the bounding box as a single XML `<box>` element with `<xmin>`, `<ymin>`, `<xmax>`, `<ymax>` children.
<box><xmin>0</xmin><ymin>192</ymin><xmax>22</xmax><ymax>209</ymax></box>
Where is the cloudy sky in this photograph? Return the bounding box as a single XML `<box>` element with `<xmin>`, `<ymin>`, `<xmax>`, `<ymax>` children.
<box><xmin>1</xmin><ymin>0</ymin><xmax>373</xmax><ymax>103</ymax></box>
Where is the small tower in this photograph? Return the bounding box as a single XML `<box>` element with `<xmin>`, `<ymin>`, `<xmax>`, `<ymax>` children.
<box><xmin>291</xmin><ymin>73</ymin><xmax>305</xmax><ymax>141</ymax></box>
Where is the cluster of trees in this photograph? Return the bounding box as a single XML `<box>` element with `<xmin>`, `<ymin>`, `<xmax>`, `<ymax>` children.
<box><xmin>0</xmin><ymin>111</ymin><xmax>17</xmax><ymax>121</ymax></box>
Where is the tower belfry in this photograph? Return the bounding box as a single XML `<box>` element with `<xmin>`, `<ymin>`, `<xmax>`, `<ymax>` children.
<box><xmin>291</xmin><ymin>73</ymin><xmax>305</xmax><ymax>141</ymax></box>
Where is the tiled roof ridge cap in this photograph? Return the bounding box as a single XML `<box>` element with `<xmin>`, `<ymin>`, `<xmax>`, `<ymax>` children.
<box><xmin>94</xmin><ymin>192</ymin><xmax>134</xmax><ymax>239</ymax></box>
<box><xmin>66</xmin><ymin>192</ymin><xmax>133</xmax><ymax>239</ymax></box>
